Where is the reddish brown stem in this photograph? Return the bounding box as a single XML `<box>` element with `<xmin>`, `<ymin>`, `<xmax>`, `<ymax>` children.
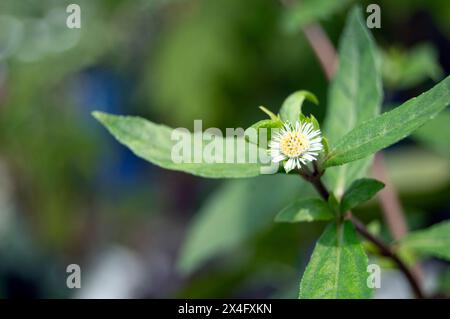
<box><xmin>302</xmin><ymin>24</ymin><xmax>338</xmax><ymax>81</ymax></box>
<box><xmin>301</xmin><ymin>165</ymin><xmax>425</xmax><ymax>299</ymax></box>
<box><xmin>349</xmin><ymin>215</ymin><xmax>425</xmax><ymax>299</ymax></box>
<box><xmin>279</xmin><ymin>0</ymin><xmax>423</xmax><ymax>296</ymax></box>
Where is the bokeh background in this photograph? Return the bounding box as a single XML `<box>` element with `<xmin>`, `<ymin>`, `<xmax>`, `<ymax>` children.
<box><xmin>0</xmin><ymin>0</ymin><xmax>449</xmax><ymax>298</ymax></box>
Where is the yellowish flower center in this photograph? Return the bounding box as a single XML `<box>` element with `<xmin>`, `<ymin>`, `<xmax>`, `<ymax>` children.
<box><xmin>280</xmin><ymin>131</ymin><xmax>309</xmax><ymax>158</ymax></box>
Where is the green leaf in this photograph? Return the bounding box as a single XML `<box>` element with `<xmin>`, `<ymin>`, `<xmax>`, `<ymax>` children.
<box><xmin>327</xmin><ymin>193</ymin><xmax>340</xmax><ymax>215</ymax></box>
<box><xmin>321</xmin><ymin>136</ymin><xmax>330</xmax><ymax>157</ymax></box>
<box><xmin>246</xmin><ymin>118</ymin><xmax>283</xmax><ymax>147</ymax></box>
<box><xmin>400</xmin><ymin>221</ymin><xmax>450</xmax><ymax>261</ymax></box>
<box><xmin>382</xmin><ymin>43</ymin><xmax>443</xmax><ymax>90</ymax></box>
<box><xmin>178</xmin><ymin>175</ymin><xmax>314</xmax><ymax>274</ymax></box>
<box><xmin>341</xmin><ymin>178</ymin><xmax>384</xmax><ymax>213</ymax></box>
<box><xmin>323</xmin><ymin>7</ymin><xmax>382</xmax><ymax>196</ymax></box>
<box><xmin>438</xmin><ymin>268</ymin><xmax>450</xmax><ymax>294</ymax></box>
<box><xmin>249</xmin><ymin>119</ymin><xmax>282</xmax><ymax>130</ymax></box>
<box><xmin>279</xmin><ymin>90</ymin><xmax>318</xmax><ymax>124</ymax></box>
<box><xmin>302</xmin><ymin>113</ymin><xmax>320</xmax><ymax>130</ymax></box>
<box><xmin>275</xmin><ymin>198</ymin><xmax>334</xmax><ymax>223</ymax></box>
<box><xmin>414</xmin><ymin>111</ymin><xmax>450</xmax><ymax>158</ymax></box>
<box><xmin>282</xmin><ymin>0</ymin><xmax>351</xmax><ymax>33</ymax></box>
<box><xmin>259</xmin><ymin>106</ymin><xmax>279</xmax><ymax>121</ymax></box>
<box><xmin>366</xmin><ymin>220</ymin><xmax>381</xmax><ymax>237</ymax></box>
<box><xmin>325</xmin><ymin>76</ymin><xmax>450</xmax><ymax>168</ymax></box>
<box><xmin>299</xmin><ymin>221</ymin><xmax>372</xmax><ymax>298</ymax></box>
<box><xmin>93</xmin><ymin>111</ymin><xmax>264</xmax><ymax>178</ymax></box>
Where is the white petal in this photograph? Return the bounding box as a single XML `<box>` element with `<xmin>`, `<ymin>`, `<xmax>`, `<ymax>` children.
<box><xmin>308</xmin><ymin>145</ymin><xmax>323</xmax><ymax>151</ymax></box>
<box><xmin>271</xmin><ymin>133</ymin><xmax>282</xmax><ymax>141</ymax></box>
<box><xmin>270</xmin><ymin>150</ymin><xmax>282</xmax><ymax>157</ymax></box>
<box><xmin>272</xmin><ymin>155</ymin><xmax>286</xmax><ymax>163</ymax></box>
<box><xmin>307</xmin><ymin>131</ymin><xmax>321</xmax><ymax>139</ymax></box>
<box><xmin>302</xmin><ymin>123</ymin><xmax>312</xmax><ymax>134</ymax></box>
<box><xmin>305</xmin><ymin>152</ymin><xmax>319</xmax><ymax>157</ymax></box>
<box><xmin>309</xmin><ymin>137</ymin><xmax>322</xmax><ymax>144</ymax></box>
<box><xmin>269</xmin><ymin>141</ymin><xmax>280</xmax><ymax>149</ymax></box>
<box><xmin>283</xmin><ymin>123</ymin><xmax>292</xmax><ymax>131</ymax></box>
<box><xmin>284</xmin><ymin>158</ymin><xmax>295</xmax><ymax>172</ymax></box>
<box><xmin>302</xmin><ymin>153</ymin><xmax>317</xmax><ymax>162</ymax></box>
<box><xmin>295</xmin><ymin>158</ymin><xmax>302</xmax><ymax>169</ymax></box>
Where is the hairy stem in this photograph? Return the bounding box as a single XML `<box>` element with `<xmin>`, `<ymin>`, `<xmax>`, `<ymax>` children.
<box><xmin>299</xmin><ymin>165</ymin><xmax>425</xmax><ymax>299</ymax></box>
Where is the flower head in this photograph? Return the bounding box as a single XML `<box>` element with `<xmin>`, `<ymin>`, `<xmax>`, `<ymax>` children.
<box><xmin>269</xmin><ymin>121</ymin><xmax>323</xmax><ymax>173</ymax></box>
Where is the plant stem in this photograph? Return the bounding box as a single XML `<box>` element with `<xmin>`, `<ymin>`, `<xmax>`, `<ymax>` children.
<box><xmin>302</xmin><ymin>24</ymin><xmax>337</xmax><ymax>80</ymax></box>
<box><xmin>310</xmin><ymin>173</ymin><xmax>330</xmax><ymax>200</ymax></box>
<box><xmin>349</xmin><ymin>215</ymin><xmax>425</xmax><ymax>299</ymax></box>
<box><xmin>278</xmin><ymin>0</ymin><xmax>412</xmax><ymax>248</ymax></box>
<box><xmin>299</xmin><ymin>165</ymin><xmax>329</xmax><ymax>199</ymax></box>
<box><xmin>279</xmin><ymin>0</ymin><xmax>424</xmax><ymax>298</ymax></box>
<box><xmin>299</xmin><ymin>165</ymin><xmax>425</xmax><ymax>299</ymax></box>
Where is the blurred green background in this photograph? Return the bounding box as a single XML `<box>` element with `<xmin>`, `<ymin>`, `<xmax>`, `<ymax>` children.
<box><xmin>0</xmin><ymin>0</ymin><xmax>448</xmax><ymax>298</ymax></box>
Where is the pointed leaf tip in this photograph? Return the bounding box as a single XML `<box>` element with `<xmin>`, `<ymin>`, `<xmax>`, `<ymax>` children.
<box><xmin>92</xmin><ymin>111</ymin><xmax>108</xmax><ymax>122</ymax></box>
<box><xmin>258</xmin><ymin>106</ymin><xmax>279</xmax><ymax>121</ymax></box>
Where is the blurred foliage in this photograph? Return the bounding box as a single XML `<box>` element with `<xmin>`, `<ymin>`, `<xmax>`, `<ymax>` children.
<box><xmin>141</xmin><ymin>0</ymin><xmax>328</xmax><ymax>128</ymax></box>
<box><xmin>0</xmin><ymin>0</ymin><xmax>112</xmax><ymax>247</ymax></box>
<box><xmin>178</xmin><ymin>175</ymin><xmax>314</xmax><ymax>274</ymax></box>
<box><xmin>382</xmin><ymin>43</ymin><xmax>443</xmax><ymax>90</ymax></box>
<box><xmin>281</xmin><ymin>0</ymin><xmax>352</xmax><ymax>33</ymax></box>
<box><xmin>414</xmin><ymin>111</ymin><xmax>450</xmax><ymax>158</ymax></box>
<box><xmin>439</xmin><ymin>268</ymin><xmax>450</xmax><ymax>295</ymax></box>
<box><xmin>385</xmin><ymin>147</ymin><xmax>450</xmax><ymax>194</ymax></box>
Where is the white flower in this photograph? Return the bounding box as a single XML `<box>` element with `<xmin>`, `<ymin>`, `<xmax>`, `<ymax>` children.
<box><xmin>269</xmin><ymin>121</ymin><xmax>323</xmax><ymax>173</ymax></box>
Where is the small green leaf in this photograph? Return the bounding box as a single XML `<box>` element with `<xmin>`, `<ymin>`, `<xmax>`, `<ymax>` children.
<box><xmin>323</xmin><ymin>7</ymin><xmax>382</xmax><ymax>196</ymax></box>
<box><xmin>325</xmin><ymin>76</ymin><xmax>450</xmax><ymax>168</ymax></box>
<box><xmin>93</xmin><ymin>111</ymin><xmax>264</xmax><ymax>178</ymax></box>
<box><xmin>249</xmin><ymin>119</ymin><xmax>282</xmax><ymax>130</ymax></box>
<box><xmin>246</xmin><ymin>118</ymin><xmax>283</xmax><ymax>147</ymax></box>
<box><xmin>299</xmin><ymin>221</ymin><xmax>372</xmax><ymax>298</ymax></box>
<box><xmin>400</xmin><ymin>221</ymin><xmax>450</xmax><ymax>261</ymax></box>
<box><xmin>300</xmin><ymin>113</ymin><xmax>321</xmax><ymax>131</ymax></box>
<box><xmin>366</xmin><ymin>220</ymin><xmax>381</xmax><ymax>237</ymax></box>
<box><xmin>259</xmin><ymin>106</ymin><xmax>279</xmax><ymax>121</ymax></box>
<box><xmin>275</xmin><ymin>198</ymin><xmax>334</xmax><ymax>223</ymax></box>
<box><xmin>321</xmin><ymin>136</ymin><xmax>330</xmax><ymax>157</ymax></box>
<box><xmin>279</xmin><ymin>90</ymin><xmax>318</xmax><ymax>124</ymax></box>
<box><xmin>308</xmin><ymin>114</ymin><xmax>320</xmax><ymax>130</ymax></box>
<box><xmin>341</xmin><ymin>178</ymin><xmax>384</xmax><ymax>213</ymax></box>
